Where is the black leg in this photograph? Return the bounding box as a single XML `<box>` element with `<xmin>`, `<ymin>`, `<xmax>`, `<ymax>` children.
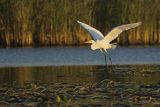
<box><xmin>106</xmin><ymin>53</ymin><xmax>114</xmax><ymax>72</ymax></box>
<box><xmin>102</xmin><ymin>53</ymin><xmax>108</xmax><ymax>70</ymax></box>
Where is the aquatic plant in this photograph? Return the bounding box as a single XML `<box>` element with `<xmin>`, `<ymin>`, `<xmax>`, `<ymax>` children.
<box><xmin>0</xmin><ymin>0</ymin><xmax>159</xmax><ymax>47</ymax></box>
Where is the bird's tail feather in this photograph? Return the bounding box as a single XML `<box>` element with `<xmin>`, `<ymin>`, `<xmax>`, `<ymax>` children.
<box><xmin>111</xmin><ymin>44</ymin><xmax>117</xmax><ymax>50</ymax></box>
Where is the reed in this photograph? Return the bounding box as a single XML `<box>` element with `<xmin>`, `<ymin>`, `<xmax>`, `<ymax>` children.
<box><xmin>0</xmin><ymin>0</ymin><xmax>159</xmax><ymax>47</ymax></box>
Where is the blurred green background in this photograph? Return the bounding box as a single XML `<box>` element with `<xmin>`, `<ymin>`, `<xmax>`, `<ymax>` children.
<box><xmin>0</xmin><ymin>0</ymin><xmax>159</xmax><ymax>47</ymax></box>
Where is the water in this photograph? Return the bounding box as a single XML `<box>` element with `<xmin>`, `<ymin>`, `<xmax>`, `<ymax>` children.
<box><xmin>0</xmin><ymin>65</ymin><xmax>159</xmax><ymax>106</ymax></box>
<box><xmin>0</xmin><ymin>65</ymin><xmax>159</xmax><ymax>87</ymax></box>
<box><xmin>0</xmin><ymin>46</ymin><xmax>160</xmax><ymax>67</ymax></box>
<box><xmin>0</xmin><ymin>46</ymin><xmax>160</xmax><ymax>106</ymax></box>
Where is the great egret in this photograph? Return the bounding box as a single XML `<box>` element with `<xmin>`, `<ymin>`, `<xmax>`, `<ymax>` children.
<box><xmin>77</xmin><ymin>21</ymin><xmax>141</xmax><ymax>69</ymax></box>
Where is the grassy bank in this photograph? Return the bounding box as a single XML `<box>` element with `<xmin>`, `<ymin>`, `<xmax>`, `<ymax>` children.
<box><xmin>0</xmin><ymin>0</ymin><xmax>159</xmax><ymax>47</ymax></box>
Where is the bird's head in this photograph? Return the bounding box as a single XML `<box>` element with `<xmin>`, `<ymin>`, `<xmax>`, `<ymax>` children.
<box><xmin>85</xmin><ymin>40</ymin><xmax>98</xmax><ymax>50</ymax></box>
<box><xmin>85</xmin><ymin>40</ymin><xmax>95</xmax><ymax>45</ymax></box>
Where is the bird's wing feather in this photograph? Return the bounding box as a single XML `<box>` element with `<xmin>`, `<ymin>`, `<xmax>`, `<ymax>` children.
<box><xmin>77</xmin><ymin>21</ymin><xmax>104</xmax><ymax>41</ymax></box>
<box><xmin>102</xmin><ymin>22</ymin><xmax>142</xmax><ymax>43</ymax></box>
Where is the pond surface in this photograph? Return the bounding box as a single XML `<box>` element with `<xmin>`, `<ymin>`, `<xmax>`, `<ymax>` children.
<box><xmin>0</xmin><ymin>46</ymin><xmax>160</xmax><ymax>106</ymax></box>
<box><xmin>0</xmin><ymin>46</ymin><xmax>160</xmax><ymax>67</ymax></box>
<box><xmin>0</xmin><ymin>65</ymin><xmax>160</xmax><ymax>87</ymax></box>
<box><xmin>0</xmin><ymin>65</ymin><xmax>160</xmax><ymax>106</ymax></box>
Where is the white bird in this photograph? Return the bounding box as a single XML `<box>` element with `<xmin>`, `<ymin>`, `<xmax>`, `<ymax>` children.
<box><xmin>77</xmin><ymin>21</ymin><xmax>141</xmax><ymax>68</ymax></box>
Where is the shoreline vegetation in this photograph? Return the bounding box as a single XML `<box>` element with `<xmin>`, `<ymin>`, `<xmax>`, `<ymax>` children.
<box><xmin>0</xmin><ymin>0</ymin><xmax>159</xmax><ymax>47</ymax></box>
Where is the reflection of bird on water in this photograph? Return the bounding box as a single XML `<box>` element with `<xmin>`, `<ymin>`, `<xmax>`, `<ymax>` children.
<box><xmin>77</xmin><ymin>21</ymin><xmax>141</xmax><ymax>70</ymax></box>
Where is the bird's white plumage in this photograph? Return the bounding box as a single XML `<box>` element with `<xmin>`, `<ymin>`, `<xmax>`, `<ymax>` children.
<box><xmin>77</xmin><ymin>20</ymin><xmax>141</xmax><ymax>52</ymax></box>
<box><xmin>77</xmin><ymin>20</ymin><xmax>141</xmax><ymax>66</ymax></box>
<box><xmin>102</xmin><ymin>22</ymin><xmax>142</xmax><ymax>43</ymax></box>
<box><xmin>77</xmin><ymin>21</ymin><xmax>104</xmax><ymax>41</ymax></box>
<box><xmin>77</xmin><ymin>20</ymin><xmax>142</xmax><ymax>66</ymax></box>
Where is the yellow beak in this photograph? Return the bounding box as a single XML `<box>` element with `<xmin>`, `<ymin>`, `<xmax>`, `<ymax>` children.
<box><xmin>85</xmin><ymin>40</ymin><xmax>93</xmax><ymax>44</ymax></box>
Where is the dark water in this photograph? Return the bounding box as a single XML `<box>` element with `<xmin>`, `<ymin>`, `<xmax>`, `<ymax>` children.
<box><xmin>0</xmin><ymin>65</ymin><xmax>159</xmax><ymax>87</ymax></box>
<box><xmin>0</xmin><ymin>46</ymin><xmax>160</xmax><ymax>106</ymax></box>
<box><xmin>0</xmin><ymin>65</ymin><xmax>160</xmax><ymax>106</ymax></box>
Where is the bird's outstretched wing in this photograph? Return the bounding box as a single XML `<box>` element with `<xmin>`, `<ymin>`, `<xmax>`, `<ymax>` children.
<box><xmin>102</xmin><ymin>22</ymin><xmax>142</xmax><ymax>43</ymax></box>
<box><xmin>77</xmin><ymin>21</ymin><xmax>104</xmax><ymax>41</ymax></box>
